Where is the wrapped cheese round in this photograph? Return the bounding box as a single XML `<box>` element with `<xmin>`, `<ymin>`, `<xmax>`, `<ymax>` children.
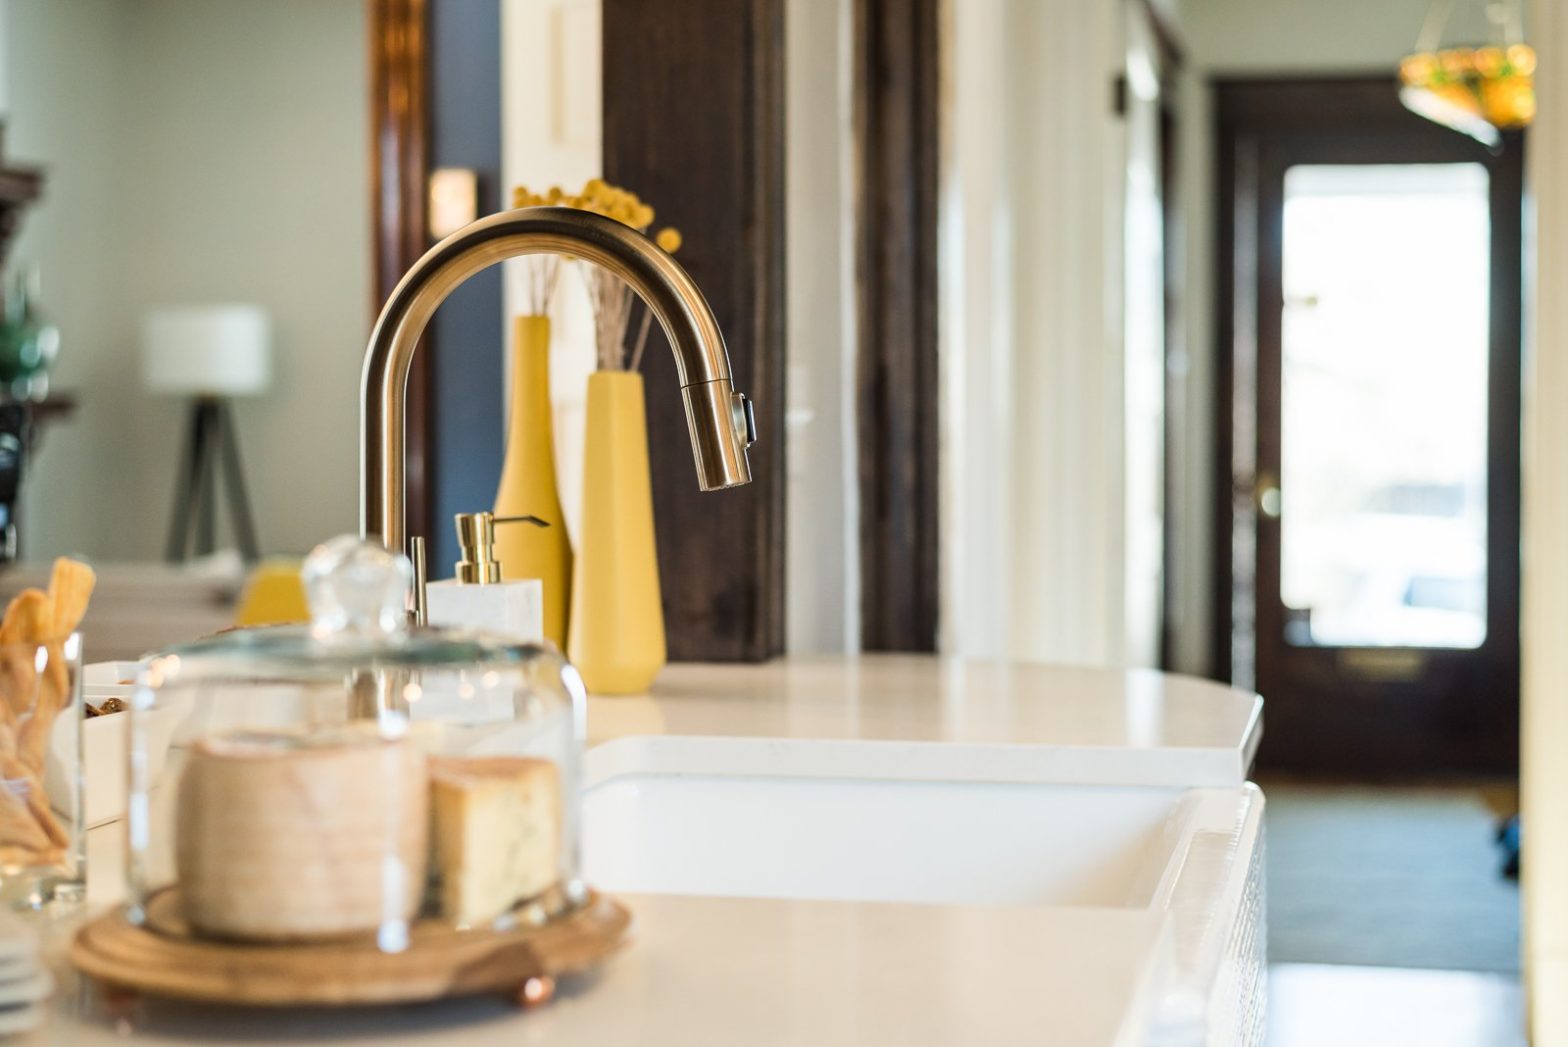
<box><xmin>175</xmin><ymin>728</ymin><xmax>427</xmax><ymax>942</ymax></box>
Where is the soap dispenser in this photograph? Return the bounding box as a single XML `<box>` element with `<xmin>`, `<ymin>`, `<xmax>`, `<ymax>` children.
<box><xmin>423</xmin><ymin>511</ymin><xmax>549</xmax><ymax>642</ymax></box>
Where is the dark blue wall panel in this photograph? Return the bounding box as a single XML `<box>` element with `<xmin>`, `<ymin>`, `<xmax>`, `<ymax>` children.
<box><xmin>428</xmin><ymin>0</ymin><xmax>504</xmax><ymax>573</ymax></box>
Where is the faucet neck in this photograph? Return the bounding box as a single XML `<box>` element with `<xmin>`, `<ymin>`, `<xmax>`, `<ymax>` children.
<box><xmin>359</xmin><ymin>207</ymin><xmax>753</xmax><ymax>555</ymax></box>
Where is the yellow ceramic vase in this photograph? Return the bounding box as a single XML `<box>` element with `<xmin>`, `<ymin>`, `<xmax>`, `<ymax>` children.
<box><xmin>568</xmin><ymin>370</ymin><xmax>665</xmax><ymax>694</ymax></box>
<box><xmin>493</xmin><ymin>315</ymin><xmax>573</xmax><ymax>647</ymax></box>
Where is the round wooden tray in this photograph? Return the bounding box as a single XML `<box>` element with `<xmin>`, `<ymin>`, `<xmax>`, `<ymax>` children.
<box><xmin>70</xmin><ymin>887</ymin><xmax>632</xmax><ymax>1007</ymax></box>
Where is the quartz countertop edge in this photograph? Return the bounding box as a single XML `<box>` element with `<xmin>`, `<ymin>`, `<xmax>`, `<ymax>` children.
<box><xmin>587</xmin><ymin>654</ymin><xmax>1263</xmax><ymax>787</ymax></box>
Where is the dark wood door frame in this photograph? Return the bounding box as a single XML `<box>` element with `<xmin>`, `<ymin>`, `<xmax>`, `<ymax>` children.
<box><xmin>368</xmin><ymin>0</ymin><xmax>432</xmax><ymax>542</ymax></box>
<box><xmin>854</xmin><ymin>0</ymin><xmax>940</xmax><ymax>652</ymax></box>
<box><xmin>1215</xmin><ymin>77</ymin><xmax>1523</xmax><ymax>775</ymax></box>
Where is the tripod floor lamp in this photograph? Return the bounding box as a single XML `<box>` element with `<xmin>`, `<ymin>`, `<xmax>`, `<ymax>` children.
<box><xmin>143</xmin><ymin>305</ymin><xmax>270</xmax><ymax>563</ymax></box>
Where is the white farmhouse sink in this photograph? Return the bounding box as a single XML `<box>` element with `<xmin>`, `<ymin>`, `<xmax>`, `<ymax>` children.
<box><xmin>582</xmin><ymin>735</ymin><xmax>1266</xmax><ymax>1047</ymax></box>
<box><xmin>589</xmin><ymin>773</ymin><xmax>1190</xmax><ymax>908</ymax></box>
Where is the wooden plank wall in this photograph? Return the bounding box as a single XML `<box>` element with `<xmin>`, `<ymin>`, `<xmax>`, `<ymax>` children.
<box><xmin>602</xmin><ymin>0</ymin><xmax>787</xmax><ymax>660</ymax></box>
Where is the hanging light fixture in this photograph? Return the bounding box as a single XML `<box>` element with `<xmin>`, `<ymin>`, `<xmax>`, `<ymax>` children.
<box><xmin>1399</xmin><ymin>0</ymin><xmax>1534</xmax><ymax>149</ymax></box>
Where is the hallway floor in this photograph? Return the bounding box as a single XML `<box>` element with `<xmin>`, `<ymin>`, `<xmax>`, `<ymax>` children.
<box><xmin>1267</xmin><ymin>965</ymin><xmax>1525</xmax><ymax>1046</ymax></box>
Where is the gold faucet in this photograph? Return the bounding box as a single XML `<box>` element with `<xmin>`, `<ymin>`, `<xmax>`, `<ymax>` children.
<box><xmin>360</xmin><ymin>206</ymin><xmax>756</xmax><ymax>555</ymax></box>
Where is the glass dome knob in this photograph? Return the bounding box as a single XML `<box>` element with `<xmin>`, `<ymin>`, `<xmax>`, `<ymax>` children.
<box><xmin>302</xmin><ymin>535</ymin><xmax>413</xmax><ymax>638</ymax></box>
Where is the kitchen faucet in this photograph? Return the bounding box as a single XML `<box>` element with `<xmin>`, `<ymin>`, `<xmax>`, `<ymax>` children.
<box><xmin>359</xmin><ymin>206</ymin><xmax>756</xmax><ymax>555</ymax></box>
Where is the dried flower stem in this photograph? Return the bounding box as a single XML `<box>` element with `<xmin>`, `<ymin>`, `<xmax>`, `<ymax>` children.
<box><xmin>586</xmin><ymin>265</ymin><xmax>637</xmax><ymax>371</ymax></box>
<box><xmin>520</xmin><ymin>255</ymin><xmax>561</xmax><ymax>315</ymax></box>
<box><xmin>511</xmin><ymin>178</ymin><xmax>681</xmax><ymax>372</ymax></box>
<box><xmin>629</xmin><ymin>304</ymin><xmax>654</xmax><ymax>374</ymax></box>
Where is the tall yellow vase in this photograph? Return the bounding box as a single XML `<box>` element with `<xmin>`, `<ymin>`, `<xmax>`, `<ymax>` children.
<box><xmin>568</xmin><ymin>370</ymin><xmax>665</xmax><ymax>694</ymax></box>
<box><xmin>494</xmin><ymin>315</ymin><xmax>573</xmax><ymax>647</ymax></box>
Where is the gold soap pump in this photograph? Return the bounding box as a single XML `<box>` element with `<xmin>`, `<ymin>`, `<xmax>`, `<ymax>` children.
<box><xmin>453</xmin><ymin>511</ymin><xmax>549</xmax><ymax>584</ymax></box>
<box><xmin>408</xmin><ymin>513</ymin><xmax>548</xmax><ymax>630</ymax></box>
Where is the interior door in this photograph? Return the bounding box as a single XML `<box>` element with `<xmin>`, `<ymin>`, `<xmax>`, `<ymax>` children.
<box><xmin>1218</xmin><ymin>80</ymin><xmax>1522</xmax><ymax>775</ymax></box>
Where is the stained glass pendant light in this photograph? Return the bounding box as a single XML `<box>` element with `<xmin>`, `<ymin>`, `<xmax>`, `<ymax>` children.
<box><xmin>1400</xmin><ymin>0</ymin><xmax>1534</xmax><ymax>149</ymax></box>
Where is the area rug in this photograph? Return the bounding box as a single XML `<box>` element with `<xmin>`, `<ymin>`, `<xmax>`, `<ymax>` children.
<box><xmin>1261</xmin><ymin>782</ymin><xmax>1519</xmax><ymax>973</ymax></box>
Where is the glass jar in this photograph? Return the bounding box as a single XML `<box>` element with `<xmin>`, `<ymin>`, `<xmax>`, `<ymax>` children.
<box><xmin>123</xmin><ymin>537</ymin><xmax>587</xmax><ymax>952</ymax></box>
<box><xmin>0</xmin><ymin>634</ymin><xmax>84</xmax><ymax>912</ymax></box>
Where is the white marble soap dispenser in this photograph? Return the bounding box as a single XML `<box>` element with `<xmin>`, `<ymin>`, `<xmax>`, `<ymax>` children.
<box><xmin>423</xmin><ymin>511</ymin><xmax>546</xmax><ymax>642</ymax></box>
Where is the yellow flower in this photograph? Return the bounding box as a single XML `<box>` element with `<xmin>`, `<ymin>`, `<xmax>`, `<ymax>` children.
<box><xmin>655</xmin><ymin>227</ymin><xmax>682</xmax><ymax>253</ymax></box>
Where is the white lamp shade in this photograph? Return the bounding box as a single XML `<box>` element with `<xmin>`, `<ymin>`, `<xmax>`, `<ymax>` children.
<box><xmin>142</xmin><ymin>305</ymin><xmax>273</xmax><ymax>397</ymax></box>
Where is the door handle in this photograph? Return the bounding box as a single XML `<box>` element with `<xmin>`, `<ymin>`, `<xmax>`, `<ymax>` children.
<box><xmin>1256</xmin><ymin>472</ymin><xmax>1282</xmax><ymax>519</ymax></box>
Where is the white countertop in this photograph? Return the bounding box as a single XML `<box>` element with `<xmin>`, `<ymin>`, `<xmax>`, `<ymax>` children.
<box><xmin>43</xmin><ymin>655</ymin><xmax>1262</xmax><ymax>1046</ymax></box>
<box><xmin>54</xmin><ymin>896</ymin><xmax>1168</xmax><ymax>1046</ymax></box>
<box><xmin>591</xmin><ymin>655</ymin><xmax>1261</xmax><ymax>787</ymax></box>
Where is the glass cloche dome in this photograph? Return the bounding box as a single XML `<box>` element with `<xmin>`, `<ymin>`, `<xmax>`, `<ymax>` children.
<box><xmin>122</xmin><ymin>536</ymin><xmax>588</xmax><ymax>953</ymax></box>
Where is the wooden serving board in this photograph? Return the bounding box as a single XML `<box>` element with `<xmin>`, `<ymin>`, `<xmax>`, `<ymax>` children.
<box><xmin>71</xmin><ymin>888</ymin><xmax>631</xmax><ymax>1007</ymax></box>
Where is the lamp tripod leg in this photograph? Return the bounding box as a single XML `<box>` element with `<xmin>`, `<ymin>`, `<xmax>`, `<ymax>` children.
<box><xmin>195</xmin><ymin>399</ymin><xmax>219</xmax><ymax>558</ymax></box>
<box><xmin>165</xmin><ymin>399</ymin><xmax>205</xmax><ymax>563</ymax></box>
<box><xmin>216</xmin><ymin>401</ymin><xmax>260</xmax><ymax>563</ymax></box>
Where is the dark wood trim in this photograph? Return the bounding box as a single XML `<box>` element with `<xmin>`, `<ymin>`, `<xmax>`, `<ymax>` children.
<box><xmin>0</xmin><ymin>126</ymin><xmax>43</xmax><ymax>276</ymax></box>
<box><xmin>854</xmin><ymin>0</ymin><xmax>941</xmax><ymax>652</ymax></box>
<box><xmin>1211</xmin><ymin>117</ymin><xmax>1255</xmax><ymax>684</ymax></box>
<box><xmin>368</xmin><ymin>0</ymin><xmax>432</xmax><ymax>543</ymax></box>
<box><xmin>602</xmin><ymin>0</ymin><xmax>786</xmax><ymax>661</ymax></box>
<box><xmin>1158</xmin><ymin>95</ymin><xmax>1183</xmax><ymax>672</ymax></box>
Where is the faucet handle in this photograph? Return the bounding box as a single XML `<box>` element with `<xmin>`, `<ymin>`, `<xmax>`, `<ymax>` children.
<box><xmin>409</xmin><ymin>535</ymin><xmax>428</xmax><ymax>627</ymax></box>
<box><xmin>735</xmin><ymin>393</ymin><xmax>757</xmax><ymax>448</ymax></box>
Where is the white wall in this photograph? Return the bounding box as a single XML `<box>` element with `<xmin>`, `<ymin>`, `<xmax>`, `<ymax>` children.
<box><xmin>943</xmin><ymin>0</ymin><xmax>1142</xmax><ymax>666</ymax></box>
<box><xmin>785</xmin><ymin>0</ymin><xmax>857</xmax><ymax>653</ymax></box>
<box><xmin>939</xmin><ymin>0</ymin><xmax>1015</xmax><ymax>659</ymax></box>
<box><xmin>500</xmin><ymin>0</ymin><xmax>600</xmax><ymax>548</ymax></box>
<box><xmin>6</xmin><ymin>0</ymin><xmax>368</xmax><ymax>561</ymax></box>
<box><xmin>1525</xmin><ymin>0</ymin><xmax>1567</xmax><ymax>1035</ymax></box>
<box><xmin>1124</xmin><ymin>4</ymin><xmax>1168</xmax><ymax>668</ymax></box>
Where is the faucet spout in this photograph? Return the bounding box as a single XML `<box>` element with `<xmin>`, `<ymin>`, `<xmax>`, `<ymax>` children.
<box><xmin>360</xmin><ymin>206</ymin><xmax>755</xmax><ymax>552</ymax></box>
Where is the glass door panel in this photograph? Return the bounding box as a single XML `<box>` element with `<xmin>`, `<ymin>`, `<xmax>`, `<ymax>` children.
<box><xmin>1279</xmin><ymin>163</ymin><xmax>1491</xmax><ymax>649</ymax></box>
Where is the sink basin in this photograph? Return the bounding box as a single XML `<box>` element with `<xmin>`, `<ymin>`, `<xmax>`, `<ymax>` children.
<box><xmin>582</xmin><ymin>734</ymin><xmax>1266</xmax><ymax>1046</ymax></box>
<box><xmin>587</xmin><ymin>773</ymin><xmax>1190</xmax><ymax>908</ymax></box>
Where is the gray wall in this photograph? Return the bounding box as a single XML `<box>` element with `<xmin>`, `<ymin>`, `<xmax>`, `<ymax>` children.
<box><xmin>6</xmin><ymin>0</ymin><xmax>369</xmax><ymax>561</ymax></box>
